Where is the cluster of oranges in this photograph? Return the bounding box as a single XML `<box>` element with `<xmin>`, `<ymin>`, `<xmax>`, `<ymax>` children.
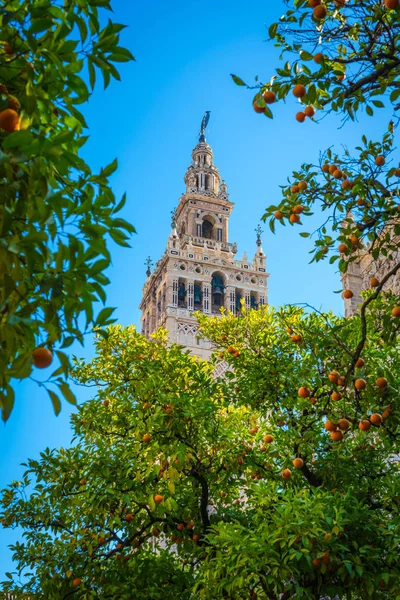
<box><xmin>273</xmin><ymin>181</ymin><xmax>308</xmax><ymax>224</ymax></box>
<box><xmin>219</xmin><ymin>346</ymin><xmax>240</xmax><ymax>358</ymax></box>
<box><xmin>0</xmin><ymin>77</ymin><xmax>20</xmax><ymax>132</ymax></box>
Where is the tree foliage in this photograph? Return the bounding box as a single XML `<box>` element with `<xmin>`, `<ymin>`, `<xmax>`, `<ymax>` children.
<box><xmin>0</xmin><ymin>0</ymin><xmax>135</xmax><ymax>420</ymax></box>
<box><xmin>1</xmin><ymin>310</ymin><xmax>400</xmax><ymax>599</ymax></box>
<box><xmin>232</xmin><ymin>0</ymin><xmax>400</xmax><ymax>120</ymax></box>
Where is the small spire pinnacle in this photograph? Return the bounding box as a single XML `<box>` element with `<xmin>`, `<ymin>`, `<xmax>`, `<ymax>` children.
<box><xmin>145</xmin><ymin>256</ymin><xmax>153</xmax><ymax>278</ymax></box>
<box><xmin>170</xmin><ymin>207</ymin><xmax>177</xmax><ymax>229</ymax></box>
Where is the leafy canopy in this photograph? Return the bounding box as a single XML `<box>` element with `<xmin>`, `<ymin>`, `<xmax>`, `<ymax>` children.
<box><xmin>0</xmin><ymin>0</ymin><xmax>135</xmax><ymax>420</ymax></box>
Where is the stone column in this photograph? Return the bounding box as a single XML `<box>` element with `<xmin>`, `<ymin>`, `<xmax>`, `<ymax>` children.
<box><xmin>225</xmin><ymin>285</ymin><xmax>236</xmax><ymax>314</ymax></box>
<box><xmin>187</xmin><ymin>280</ymin><xmax>194</xmax><ymax>311</ymax></box>
<box><xmin>202</xmin><ymin>282</ymin><xmax>211</xmax><ymax>314</ymax></box>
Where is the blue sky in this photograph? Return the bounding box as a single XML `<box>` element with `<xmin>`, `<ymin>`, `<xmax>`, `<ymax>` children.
<box><xmin>0</xmin><ymin>0</ymin><xmax>388</xmax><ymax>574</ymax></box>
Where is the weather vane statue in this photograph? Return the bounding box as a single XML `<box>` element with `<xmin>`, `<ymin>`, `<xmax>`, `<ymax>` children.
<box><xmin>145</xmin><ymin>256</ymin><xmax>153</xmax><ymax>278</ymax></box>
<box><xmin>199</xmin><ymin>111</ymin><xmax>211</xmax><ymax>142</ymax></box>
<box><xmin>255</xmin><ymin>224</ymin><xmax>263</xmax><ymax>247</ymax></box>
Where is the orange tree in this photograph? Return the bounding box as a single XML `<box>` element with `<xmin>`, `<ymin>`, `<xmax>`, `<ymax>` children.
<box><xmin>1</xmin><ymin>311</ymin><xmax>400</xmax><ymax>599</ymax></box>
<box><xmin>232</xmin><ymin>0</ymin><xmax>400</xmax><ymax>120</ymax></box>
<box><xmin>0</xmin><ymin>0</ymin><xmax>135</xmax><ymax>420</ymax></box>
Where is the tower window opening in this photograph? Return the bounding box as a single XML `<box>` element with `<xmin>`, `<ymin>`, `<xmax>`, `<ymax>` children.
<box><xmin>178</xmin><ymin>279</ymin><xmax>187</xmax><ymax>308</ymax></box>
<box><xmin>194</xmin><ymin>282</ymin><xmax>202</xmax><ymax>308</ymax></box>
<box><xmin>202</xmin><ymin>219</ymin><xmax>214</xmax><ymax>239</ymax></box>
<box><xmin>211</xmin><ymin>274</ymin><xmax>225</xmax><ymax>313</ymax></box>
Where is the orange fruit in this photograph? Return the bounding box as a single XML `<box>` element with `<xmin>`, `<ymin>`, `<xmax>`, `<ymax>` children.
<box><xmin>304</xmin><ymin>106</ymin><xmax>315</xmax><ymax>118</ymax></box>
<box><xmin>375</xmin><ymin>155</ymin><xmax>385</xmax><ymax>166</ymax></box>
<box><xmin>324</xmin><ymin>533</ymin><xmax>332</xmax><ymax>542</ymax></box>
<box><xmin>192</xmin><ymin>534</ymin><xmax>200</xmax><ymax>543</ymax></box>
<box><xmin>370</xmin><ymin>413</ymin><xmax>382</xmax><ymax>426</ymax></box>
<box><xmin>298</xmin><ymin>181</ymin><xmax>308</xmax><ymax>191</ymax></box>
<box><xmin>370</xmin><ymin>277</ymin><xmax>379</xmax><ymax>288</ymax></box>
<box><xmin>309</xmin><ymin>0</ymin><xmax>321</xmax><ymax>6</ymax></box>
<box><xmin>354</xmin><ymin>378</ymin><xmax>366</xmax><ymax>391</ymax></box>
<box><xmin>338</xmin><ymin>243</ymin><xmax>348</xmax><ymax>253</ymax></box>
<box><xmin>263</xmin><ymin>90</ymin><xmax>276</xmax><ymax>104</ymax></box>
<box><xmin>79</xmin><ymin>479</ymin><xmax>87</xmax><ymax>485</ymax></box>
<box><xmin>125</xmin><ymin>513</ymin><xmax>133</xmax><ymax>522</ymax></box>
<box><xmin>376</xmin><ymin>377</ymin><xmax>387</xmax><ymax>388</ymax></box>
<box><xmin>382</xmin><ymin>410</ymin><xmax>390</xmax><ymax>420</ymax></box>
<box><xmin>103</xmin><ymin>400</ymin><xmax>109</xmax><ymax>407</ymax></box>
<box><xmin>32</xmin><ymin>347</ymin><xmax>53</xmax><ymax>369</ymax></box>
<box><xmin>313</xmin><ymin>5</ymin><xmax>327</xmax><ymax>18</ymax></box>
<box><xmin>177</xmin><ymin>523</ymin><xmax>184</xmax><ymax>531</ymax></box>
<box><xmin>291</xmin><ymin>185</ymin><xmax>300</xmax><ymax>193</ymax></box>
<box><xmin>287</xmin><ymin>327</ymin><xmax>294</xmax><ymax>334</ymax></box>
<box><xmin>333</xmin><ymin>169</ymin><xmax>343</xmax><ymax>179</ymax></box>
<box><xmin>328</xmin><ymin>371</ymin><xmax>340</xmax><ymax>383</ymax></box>
<box><xmin>341</xmin><ymin>179</ymin><xmax>353</xmax><ymax>190</ymax></box>
<box><xmin>309</xmin><ymin>397</ymin><xmax>317</xmax><ymax>405</ymax></box>
<box><xmin>324</xmin><ymin>420</ymin><xmax>337</xmax><ymax>432</ymax></box>
<box><xmin>296</xmin><ymin>112</ymin><xmax>306</xmax><ymax>123</ymax></box>
<box><xmin>8</xmin><ymin>96</ymin><xmax>20</xmax><ymax>111</ymax></box>
<box><xmin>291</xmin><ymin>334</ymin><xmax>302</xmax><ymax>343</ymax></box>
<box><xmin>293</xmin><ymin>458</ymin><xmax>304</xmax><ymax>469</ymax></box>
<box><xmin>73</xmin><ymin>578</ymin><xmax>82</xmax><ymax>587</ymax></box>
<box><xmin>322</xmin><ymin>551</ymin><xmax>330</xmax><ymax>564</ymax></box>
<box><xmin>263</xmin><ymin>434</ymin><xmax>273</xmax><ymax>444</ymax></box>
<box><xmin>322</xmin><ymin>163</ymin><xmax>330</xmax><ymax>173</ymax></box>
<box><xmin>312</xmin><ymin>558</ymin><xmax>321</xmax><ymax>568</ymax></box>
<box><xmin>337</xmin><ymin>418</ymin><xmax>350</xmax><ymax>431</ymax></box>
<box><xmin>392</xmin><ymin>306</ymin><xmax>400</xmax><ymax>317</ymax></box>
<box><xmin>337</xmin><ymin>376</ymin><xmax>346</xmax><ymax>387</ymax></box>
<box><xmin>331</xmin><ymin>430</ymin><xmax>343</xmax><ymax>441</ymax></box>
<box><xmin>0</xmin><ymin>108</ymin><xmax>19</xmax><ymax>132</ymax></box>
<box><xmin>298</xmin><ymin>386</ymin><xmax>310</xmax><ymax>398</ymax></box>
<box><xmin>154</xmin><ymin>494</ymin><xmax>164</xmax><ymax>503</ymax></box>
<box><xmin>227</xmin><ymin>346</ymin><xmax>235</xmax><ymax>354</ymax></box>
<box><xmin>293</xmin><ymin>84</ymin><xmax>306</xmax><ymax>98</ymax></box>
<box><xmin>328</xmin><ymin>165</ymin><xmax>338</xmax><ymax>174</ymax></box>
<box><xmin>355</xmin><ymin>358</ymin><xmax>364</xmax><ymax>368</ymax></box>
<box><xmin>314</xmin><ymin>52</ymin><xmax>325</xmax><ymax>64</ymax></box>
<box><xmin>290</xmin><ymin>214</ymin><xmax>300</xmax><ymax>223</ymax></box>
<box><xmin>293</xmin><ymin>204</ymin><xmax>304</xmax><ymax>214</ymax></box>
<box><xmin>394</xmin><ymin>168</ymin><xmax>400</xmax><ymax>176</ymax></box>
<box><xmin>342</xmin><ymin>290</ymin><xmax>353</xmax><ymax>299</ymax></box>
<box><xmin>218</xmin><ymin>351</ymin><xmax>224</xmax><ymax>358</ymax></box>
<box><xmin>359</xmin><ymin>420</ymin><xmax>371</xmax><ymax>432</ymax></box>
<box><xmin>4</xmin><ymin>42</ymin><xmax>13</xmax><ymax>55</ymax></box>
<box><xmin>282</xmin><ymin>469</ymin><xmax>292</xmax><ymax>480</ymax></box>
<box><xmin>274</xmin><ymin>210</ymin><xmax>284</xmax><ymax>219</ymax></box>
<box><xmin>253</xmin><ymin>102</ymin><xmax>265</xmax><ymax>114</ymax></box>
<box><xmin>143</xmin><ymin>433</ymin><xmax>152</xmax><ymax>443</ymax></box>
<box><xmin>233</xmin><ymin>351</ymin><xmax>240</xmax><ymax>358</ymax></box>
<box><xmin>331</xmin><ymin>391</ymin><xmax>342</xmax><ymax>401</ymax></box>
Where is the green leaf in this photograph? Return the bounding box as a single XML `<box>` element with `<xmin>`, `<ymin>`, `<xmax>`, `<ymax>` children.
<box><xmin>48</xmin><ymin>389</ymin><xmax>62</xmax><ymax>416</ymax></box>
<box><xmin>230</xmin><ymin>74</ymin><xmax>246</xmax><ymax>86</ymax></box>
<box><xmin>59</xmin><ymin>383</ymin><xmax>77</xmax><ymax>406</ymax></box>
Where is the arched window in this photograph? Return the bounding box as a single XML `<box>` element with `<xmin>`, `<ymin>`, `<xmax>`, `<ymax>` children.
<box><xmin>202</xmin><ymin>219</ymin><xmax>213</xmax><ymax>239</ymax></box>
<box><xmin>211</xmin><ymin>273</ymin><xmax>224</xmax><ymax>312</ymax></box>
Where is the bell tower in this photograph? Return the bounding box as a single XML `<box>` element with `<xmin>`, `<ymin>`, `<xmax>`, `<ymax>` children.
<box><xmin>139</xmin><ymin>113</ymin><xmax>269</xmax><ymax>358</ymax></box>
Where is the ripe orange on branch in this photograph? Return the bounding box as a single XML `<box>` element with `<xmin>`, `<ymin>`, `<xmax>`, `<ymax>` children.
<box><xmin>313</xmin><ymin>5</ymin><xmax>327</xmax><ymax>19</ymax></box>
<box><xmin>154</xmin><ymin>494</ymin><xmax>164</xmax><ymax>504</ymax></box>
<box><xmin>392</xmin><ymin>306</ymin><xmax>400</xmax><ymax>317</ymax></box>
<box><xmin>263</xmin><ymin>434</ymin><xmax>273</xmax><ymax>444</ymax></box>
<box><xmin>263</xmin><ymin>90</ymin><xmax>276</xmax><ymax>104</ymax></box>
<box><xmin>142</xmin><ymin>434</ymin><xmax>152</xmax><ymax>443</ymax></box>
<box><xmin>370</xmin><ymin>413</ymin><xmax>383</xmax><ymax>426</ymax></box>
<box><xmin>293</xmin><ymin>458</ymin><xmax>304</xmax><ymax>469</ymax></box>
<box><xmin>331</xmin><ymin>430</ymin><xmax>343</xmax><ymax>441</ymax></box>
<box><xmin>298</xmin><ymin>387</ymin><xmax>310</xmax><ymax>398</ymax></box>
<box><xmin>274</xmin><ymin>211</ymin><xmax>284</xmax><ymax>220</ymax></box>
<box><xmin>293</xmin><ymin>84</ymin><xmax>306</xmax><ymax>98</ymax></box>
<box><xmin>324</xmin><ymin>420</ymin><xmax>337</xmax><ymax>432</ymax></box>
<box><xmin>296</xmin><ymin>112</ymin><xmax>306</xmax><ymax>123</ymax></box>
<box><xmin>290</xmin><ymin>214</ymin><xmax>300</xmax><ymax>223</ymax></box>
<box><xmin>0</xmin><ymin>108</ymin><xmax>20</xmax><ymax>132</ymax></box>
<box><xmin>32</xmin><ymin>347</ymin><xmax>53</xmax><ymax>369</ymax></box>
<box><xmin>375</xmin><ymin>155</ymin><xmax>385</xmax><ymax>166</ymax></box>
<box><xmin>370</xmin><ymin>277</ymin><xmax>379</xmax><ymax>288</ymax></box>
<box><xmin>359</xmin><ymin>420</ymin><xmax>371</xmax><ymax>431</ymax></box>
<box><xmin>355</xmin><ymin>358</ymin><xmax>365</xmax><ymax>368</ymax></box>
<box><xmin>304</xmin><ymin>106</ymin><xmax>315</xmax><ymax>118</ymax></box>
<box><xmin>314</xmin><ymin>52</ymin><xmax>325</xmax><ymax>64</ymax></box>
<box><xmin>282</xmin><ymin>469</ymin><xmax>292</xmax><ymax>480</ymax></box>
<box><xmin>337</xmin><ymin>419</ymin><xmax>350</xmax><ymax>431</ymax></box>
<box><xmin>354</xmin><ymin>378</ymin><xmax>367</xmax><ymax>391</ymax></box>
<box><xmin>342</xmin><ymin>290</ymin><xmax>353</xmax><ymax>299</ymax></box>
<box><xmin>376</xmin><ymin>377</ymin><xmax>388</xmax><ymax>388</ymax></box>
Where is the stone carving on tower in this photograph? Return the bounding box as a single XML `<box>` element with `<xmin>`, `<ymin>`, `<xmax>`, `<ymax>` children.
<box><xmin>139</xmin><ymin>113</ymin><xmax>270</xmax><ymax>358</ymax></box>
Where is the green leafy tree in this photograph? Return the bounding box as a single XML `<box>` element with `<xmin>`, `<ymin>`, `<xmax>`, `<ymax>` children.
<box><xmin>232</xmin><ymin>0</ymin><xmax>400</xmax><ymax>121</ymax></box>
<box><xmin>0</xmin><ymin>0</ymin><xmax>135</xmax><ymax>420</ymax></box>
<box><xmin>1</xmin><ymin>310</ymin><xmax>400</xmax><ymax>599</ymax></box>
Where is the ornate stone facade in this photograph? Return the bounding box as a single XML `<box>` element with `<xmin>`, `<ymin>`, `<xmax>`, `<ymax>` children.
<box><xmin>342</xmin><ymin>241</ymin><xmax>400</xmax><ymax>317</ymax></box>
<box><xmin>139</xmin><ymin>126</ymin><xmax>269</xmax><ymax>358</ymax></box>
